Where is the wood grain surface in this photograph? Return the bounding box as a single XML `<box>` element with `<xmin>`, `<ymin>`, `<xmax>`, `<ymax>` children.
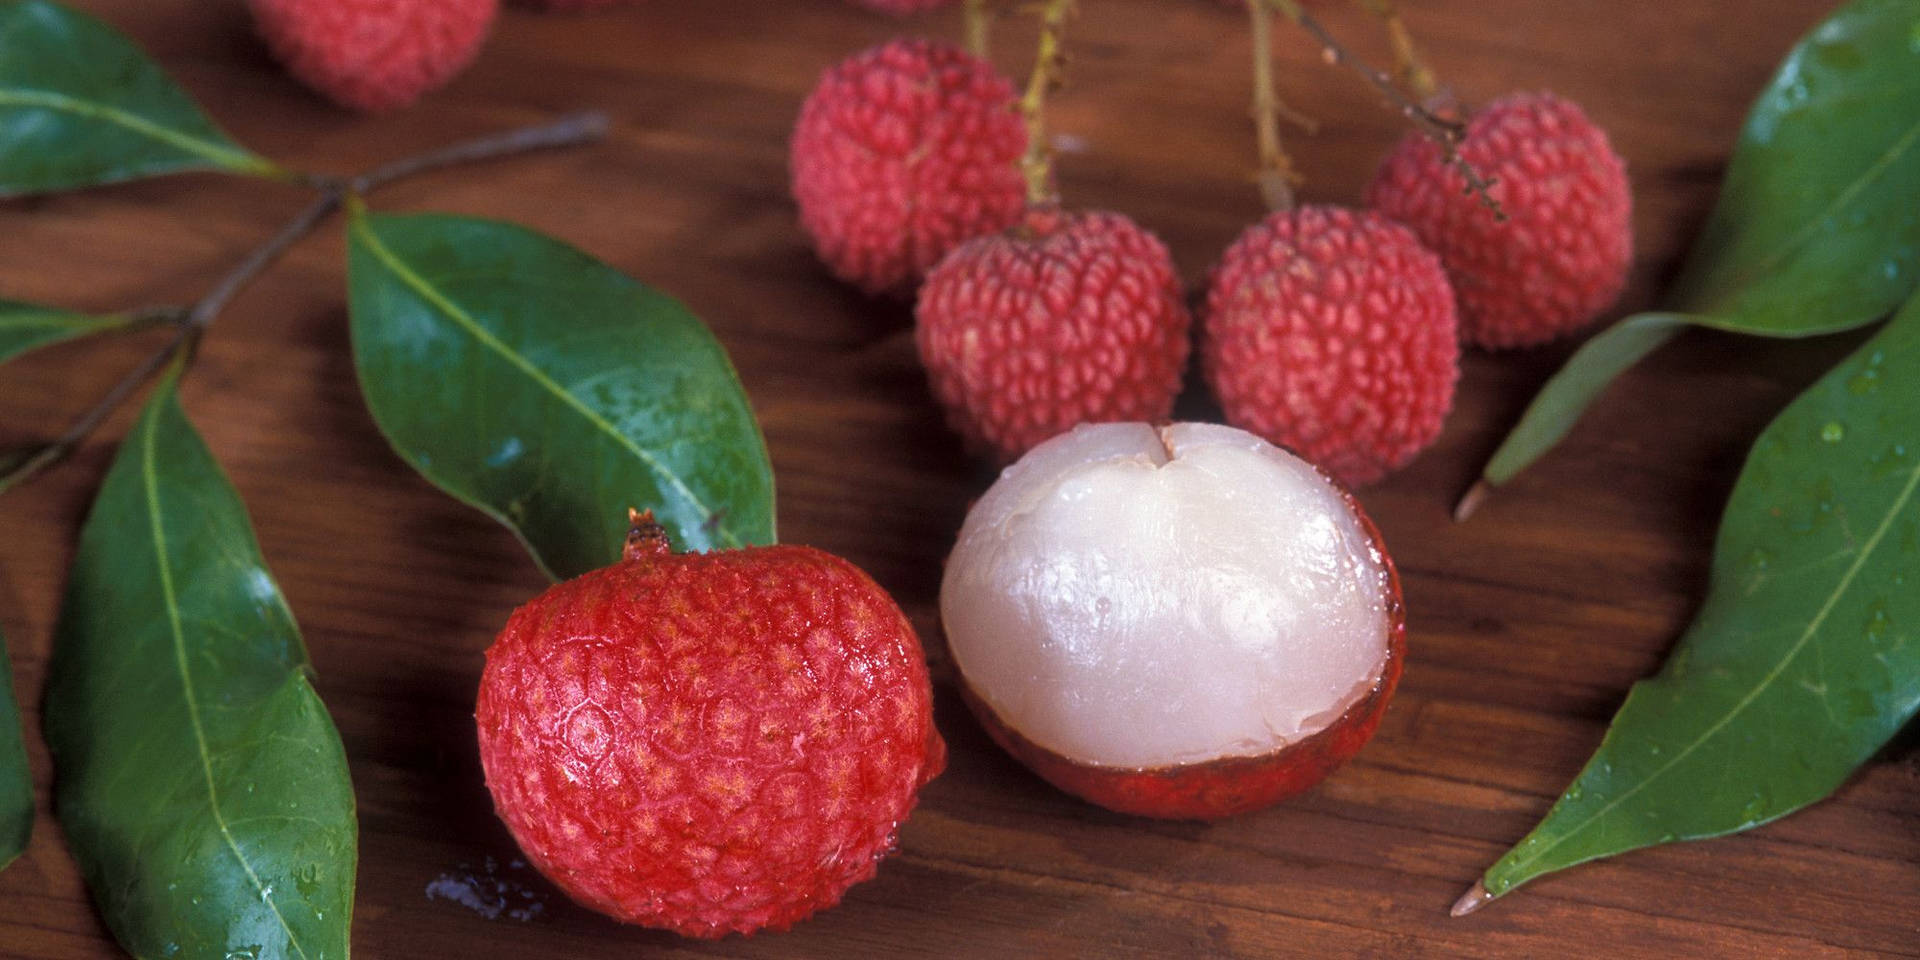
<box><xmin>3</xmin><ymin>0</ymin><xmax>1917</xmax><ymax>956</ymax></box>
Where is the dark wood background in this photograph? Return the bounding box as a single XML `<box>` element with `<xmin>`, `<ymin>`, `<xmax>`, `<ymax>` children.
<box><xmin>2</xmin><ymin>0</ymin><xmax>1916</xmax><ymax>955</ymax></box>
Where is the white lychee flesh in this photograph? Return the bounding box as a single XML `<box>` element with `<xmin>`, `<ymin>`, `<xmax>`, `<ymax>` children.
<box><xmin>941</xmin><ymin>422</ymin><xmax>1393</xmax><ymax>770</ymax></box>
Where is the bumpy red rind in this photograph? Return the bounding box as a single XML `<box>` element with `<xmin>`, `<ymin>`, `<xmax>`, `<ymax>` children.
<box><xmin>248</xmin><ymin>0</ymin><xmax>497</xmax><ymax>112</ymax></box>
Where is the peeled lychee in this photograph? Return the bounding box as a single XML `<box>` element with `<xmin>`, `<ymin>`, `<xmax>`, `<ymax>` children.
<box><xmin>942</xmin><ymin>423</ymin><xmax>1403</xmax><ymax>819</ymax></box>
<box><xmin>248</xmin><ymin>0</ymin><xmax>497</xmax><ymax>113</ymax></box>
<box><xmin>1203</xmin><ymin>205</ymin><xmax>1459</xmax><ymax>486</ymax></box>
<box><xmin>916</xmin><ymin>208</ymin><xmax>1192</xmax><ymax>462</ymax></box>
<box><xmin>476</xmin><ymin>513</ymin><xmax>945</xmax><ymax>938</ymax></box>
<box><xmin>1366</xmin><ymin>91</ymin><xmax>1632</xmax><ymax>349</ymax></box>
<box><xmin>791</xmin><ymin>39</ymin><xmax>1027</xmax><ymax>296</ymax></box>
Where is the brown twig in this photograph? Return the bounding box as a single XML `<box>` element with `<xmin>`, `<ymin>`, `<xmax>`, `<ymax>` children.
<box><xmin>1018</xmin><ymin>0</ymin><xmax>1076</xmax><ymax>207</ymax></box>
<box><xmin>351</xmin><ymin>111</ymin><xmax>610</xmax><ymax>193</ymax></box>
<box><xmin>1248</xmin><ymin>0</ymin><xmax>1300</xmax><ymax>210</ymax></box>
<box><xmin>1265</xmin><ymin>0</ymin><xmax>1502</xmax><ymax>218</ymax></box>
<box><xmin>964</xmin><ymin>0</ymin><xmax>996</xmax><ymax>58</ymax></box>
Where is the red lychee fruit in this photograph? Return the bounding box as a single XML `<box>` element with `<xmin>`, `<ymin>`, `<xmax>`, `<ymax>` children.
<box><xmin>851</xmin><ymin>0</ymin><xmax>957</xmax><ymax>12</ymax></box>
<box><xmin>247</xmin><ymin>0</ymin><xmax>497</xmax><ymax>113</ymax></box>
<box><xmin>942</xmin><ymin>422</ymin><xmax>1404</xmax><ymax>819</ymax></box>
<box><xmin>1202</xmin><ymin>205</ymin><xmax>1459</xmax><ymax>486</ymax></box>
<box><xmin>476</xmin><ymin>513</ymin><xmax>945</xmax><ymax>938</ymax></box>
<box><xmin>916</xmin><ymin>208</ymin><xmax>1192</xmax><ymax>462</ymax></box>
<box><xmin>791</xmin><ymin>39</ymin><xmax>1027</xmax><ymax>296</ymax></box>
<box><xmin>1366</xmin><ymin>90</ymin><xmax>1632</xmax><ymax>349</ymax></box>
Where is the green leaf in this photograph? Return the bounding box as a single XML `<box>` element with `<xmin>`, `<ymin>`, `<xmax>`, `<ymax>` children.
<box><xmin>0</xmin><ymin>628</ymin><xmax>30</xmax><ymax>872</ymax></box>
<box><xmin>0</xmin><ymin>0</ymin><xmax>281</xmax><ymax>196</ymax></box>
<box><xmin>345</xmin><ymin>206</ymin><xmax>776</xmax><ymax>579</ymax></box>
<box><xmin>0</xmin><ymin>300</ymin><xmax>139</xmax><ymax>368</ymax></box>
<box><xmin>1476</xmin><ymin>289</ymin><xmax>1920</xmax><ymax>903</ymax></box>
<box><xmin>1476</xmin><ymin>0</ymin><xmax>1920</xmax><ymax>491</ymax></box>
<box><xmin>44</xmin><ymin>374</ymin><xmax>356</xmax><ymax>959</ymax></box>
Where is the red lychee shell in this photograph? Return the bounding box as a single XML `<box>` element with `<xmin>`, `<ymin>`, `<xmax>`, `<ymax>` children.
<box><xmin>1202</xmin><ymin>205</ymin><xmax>1459</xmax><ymax>487</ymax></box>
<box><xmin>791</xmin><ymin>39</ymin><xmax>1027</xmax><ymax>296</ymax></box>
<box><xmin>851</xmin><ymin>0</ymin><xmax>958</xmax><ymax>12</ymax></box>
<box><xmin>916</xmin><ymin>208</ymin><xmax>1193</xmax><ymax>462</ymax></box>
<box><xmin>248</xmin><ymin>0</ymin><xmax>497</xmax><ymax>113</ymax></box>
<box><xmin>957</xmin><ymin>486</ymin><xmax>1405</xmax><ymax>819</ymax></box>
<box><xmin>476</xmin><ymin>527</ymin><xmax>945</xmax><ymax>938</ymax></box>
<box><xmin>1366</xmin><ymin>90</ymin><xmax>1633</xmax><ymax>349</ymax></box>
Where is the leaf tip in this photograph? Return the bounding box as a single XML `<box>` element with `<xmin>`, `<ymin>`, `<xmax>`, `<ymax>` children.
<box><xmin>1453</xmin><ymin>478</ymin><xmax>1492</xmax><ymax>523</ymax></box>
<box><xmin>1450</xmin><ymin>879</ymin><xmax>1495</xmax><ymax>917</ymax></box>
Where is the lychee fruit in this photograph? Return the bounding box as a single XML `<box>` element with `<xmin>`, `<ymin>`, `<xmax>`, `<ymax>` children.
<box><xmin>916</xmin><ymin>208</ymin><xmax>1192</xmax><ymax>462</ymax></box>
<box><xmin>247</xmin><ymin>0</ymin><xmax>497</xmax><ymax>112</ymax></box>
<box><xmin>791</xmin><ymin>39</ymin><xmax>1027</xmax><ymax>296</ymax></box>
<box><xmin>851</xmin><ymin>0</ymin><xmax>958</xmax><ymax>12</ymax></box>
<box><xmin>476</xmin><ymin>512</ymin><xmax>945</xmax><ymax>938</ymax></box>
<box><xmin>941</xmin><ymin>422</ymin><xmax>1403</xmax><ymax>819</ymax></box>
<box><xmin>1366</xmin><ymin>90</ymin><xmax>1632</xmax><ymax>349</ymax></box>
<box><xmin>1202</xmin><ymin>205</ymin><xmax>1459</xmax><ymax>486</ymax></box>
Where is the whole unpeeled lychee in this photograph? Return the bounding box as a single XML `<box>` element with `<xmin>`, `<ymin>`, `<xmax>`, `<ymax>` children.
<box><xmin>476</xmin><ymin>513</ymin><xmax>945</xmax><ymax>938</ymax></box>
<box><xmin>916</xmin><ymin>208</ymin><xmax>1192</xmax><ymax>462</ymax></box>
<box><xmin>1203</xmin><ymin>205</ymin><xmax>1459</xmax><ymax>486</ymax></box>
<box><xmin>1366</xmin><ymin>91</ymin><xmax>1632</xmax><ymax>349</ymax></box>
<box><xmin>248</xmin><ymin>0</ymin><xmax>497</xmax><ymax>113</ymax></box>
<box><xmin>791</xmin><ymin>40</ymin><xmax>1027</xmax><ymax>296</ymax></box>
<box><xmin>942</xmin><ymin>422</ymin><xmax>1403</xmax><ymax>819</ymax></box>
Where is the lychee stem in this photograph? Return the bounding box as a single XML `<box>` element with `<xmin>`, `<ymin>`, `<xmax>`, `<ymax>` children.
<box><xmin>964</xmin><ymin>0</ymin><xmax>995</xmax><ymax>58</ymax></box>
<box><xmin>1262</xmin><ymin>0</ymin><xmax>1503</xmax><ymax>220</ymax></box>
<box><xmin>1017</xmin><ymin>0</ymin><xmax>1076</xmax><ymax>208</ymax></box>
<box><xmin>1354</xmin><ymin>0</ymin><xmax>1439</xmax><ymax>101</ymax></box>
<box><xmin>624</xmin><ymin>508</ymin><xmax>673</xmax><ymax>560</ymax></box>
<box><xmin>346</xmin><ymin>111</ymin><xmax>611</xmax><ymax>194</ymax></box>
<box><xmin>1247</xmin><ymin>0</ymin><xmax>1300</xmax><ymax>211</ymax></box>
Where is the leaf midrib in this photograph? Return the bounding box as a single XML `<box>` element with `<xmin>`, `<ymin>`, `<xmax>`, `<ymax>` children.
<box><xmin>348</xmin><ymin>214</ymin><xmax>742</xmax><ymax>549</ymax></box>
<box><xmin>1501</xmin><ymin>453</ymin><xmax>1920</xmax><ymax>878</ymax></box>
<box><xmin>0</xmin><ymin>87</ymin><xmax>265</xmax><ymax>175</ymax></box>
<box><xmin>139</xmin><ymin>397</ymin><xmax>310</xmax><ymax>959</ymax></box>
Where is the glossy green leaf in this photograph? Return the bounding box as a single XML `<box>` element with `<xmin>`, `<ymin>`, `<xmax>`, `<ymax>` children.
<box><xmin>0</xmin><ymin>0</ymin><xmax>281</xmax><ymax>196</ymax></box>
<box><xmin>1477</xmin><ymin>0</ymin><xmax>1920</xmax><ymax>490</ymax></box>
<box><xmin>346</xmin><ymin>206</ymin><xmax>775</xmax><ymax>579</ymax></box>
<box><xmin>45</xmin><ymin>374</ymin><xmax>355</xmax><ymax>959</ymax></box>
<box><xmin>0</xmin><ymin>300</ymin><xmax>138</xmax><ymax>368</ymax></box>
<box><xmin>0</xmin><ymin>628</ymin><xmax>30</xmax><ymax>872</ymax></box>
<box><xmin>1476</xmin><ymin>290</ymin><xmax>1920</xmax><ymax>904</ymax></box>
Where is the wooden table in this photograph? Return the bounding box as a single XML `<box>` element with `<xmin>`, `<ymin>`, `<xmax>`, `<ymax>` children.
<box><xmin>2</xmin><ymin>0</ymin><xmax>1915</xmax><ymax>955</ymax></box>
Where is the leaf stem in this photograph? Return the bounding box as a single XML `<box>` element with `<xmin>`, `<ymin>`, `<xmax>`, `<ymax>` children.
<box><xmin>1263</xmin><ymin>0</ymin><xmax>1501</xmax><ymax>218</ymax></box>
<box><xmin>1355</xmin><ymin>0</ymin><xmax>1438</xmax><ymax>100</ymax></box>
<box><xmin>1248</xmin><ymin>0</ymin><xmax>1299</xmax><ymax>211</ymax></box>
<box><xmin>350</xmin><ymin>111</ymin><xmax>611</xmax><ymax>194</ymax></box>
<box><xmin>964</xmin><ymin>0</ymin><xmax>995</xmax><ymax>58</ymax></box>
<box><xmin>0</xmin><ymin>320</ymin><xmax>195</xmax><ymax>495</ymax></box>
<box><xmin>1018</xmin><ymin>0</ymin><xmax>1076</xmax><ymax>208</ymax></box>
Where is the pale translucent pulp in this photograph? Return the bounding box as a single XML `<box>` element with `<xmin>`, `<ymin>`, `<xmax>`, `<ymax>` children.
<box><xmin>942</xmin><ymin>422</ymin><xmax>1392</xmax><ymax>769</ymax></box>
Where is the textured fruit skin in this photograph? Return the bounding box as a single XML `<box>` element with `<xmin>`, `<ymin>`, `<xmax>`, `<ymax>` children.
<box><xmin>1203</xmin><ymin>205</ymin><xmax>1458</xmax><ymax>486</ymax></box>
<box><xmin>852</xmin><ymin>0</ymin><xmax>957</xmax><ymax>12</ymax></box>
<box><xmin>916</xmin><ymin>208</ymin><xmax>1192</xmax><ymax>462</ymax></box>
<box><xmin>791</xmin><ymin>40</ymin><xmax>1026</xmax><ymax>296</ymax></box>
<box><xmin>476</xmin><ymin>529</ymin><xmax>945</xmax><ymax>938</ymax></box>
<box><xmin>248</xmin><ymin>0</ymin><xmax>497</xmax><ymax>112</ymax></box>
<box><xmin>1366</xmin><ymin>91</ymin><xmax>1632</xmax><ymax>349</ymax></box>
<box><xmin>958</xmin><ymin>488</ymin><xmax>1404</xmax><ymax>819</ymax></box>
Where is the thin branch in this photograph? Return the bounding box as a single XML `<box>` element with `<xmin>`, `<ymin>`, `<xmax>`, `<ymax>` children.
<box><xmin>964</xmin><ymin>0</ymin><xmax>995</xmax><ymax>58</ymax></box>
<box><xmin>1018</xmin><ymin>0</ymin><xmax>1076</xmax><ymax>207</ymax></box>
<box><xmin>188</xmin><ymin>188</ymin><xmax>343</xmax><ymax>330</ymax></box>
<box><xmin>1355</xmin><ymin>0</ymin><xmax>1438</xmax><ymax>100</ymax></box>
<box><xmin>1265</xmin><ymin>0</ymin><xmax>1502</xmax><ymax>218</ymax></box>
<box><xmin>352</xmin><ymin>111</ymin><xmax>611</xmax><ymax>193</ymax></box>
<box><xmin>1248</xmin><ymin>0</ymin><xmax>1299</xmax><ymax>210</ymax></box>
<box><xmin>0</xmin><ymin>322</ymin><xmax>195</xmax><ymax>494</ymax></box>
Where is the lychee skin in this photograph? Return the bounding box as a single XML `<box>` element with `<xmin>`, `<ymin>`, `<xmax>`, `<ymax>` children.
<box><xmin>1203</xmin><ymin>205</ymin><xmax>1459</xmax><ymax>486</ymax></box>
<box><xmin>791</xmin><ymin>40</ymin><xmax>1026</xmax><ymax>296</ymax></box>
<box><xmin>476</xmin><ymin>526</ymin><xmax>945</xmax><ymax>938</ymax></box>
<box><xmin>1366</xmin><ymin>91</ymin><xmax>1632</xmax><ymax>349</ymax></box>
<box><xmin>961</xmin><ymin>487</ymin><xmax>1405</xmax><ymax>819</ymax></box>
<box><xmin>916</xmin><ymin>209</ymin><xmax>1192</xmax><ymax>462</ymax></box>
<box><xmin>248</xmin><ymin>0</ymin><xmax>497</xmax><ymax>113</ymax></box>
